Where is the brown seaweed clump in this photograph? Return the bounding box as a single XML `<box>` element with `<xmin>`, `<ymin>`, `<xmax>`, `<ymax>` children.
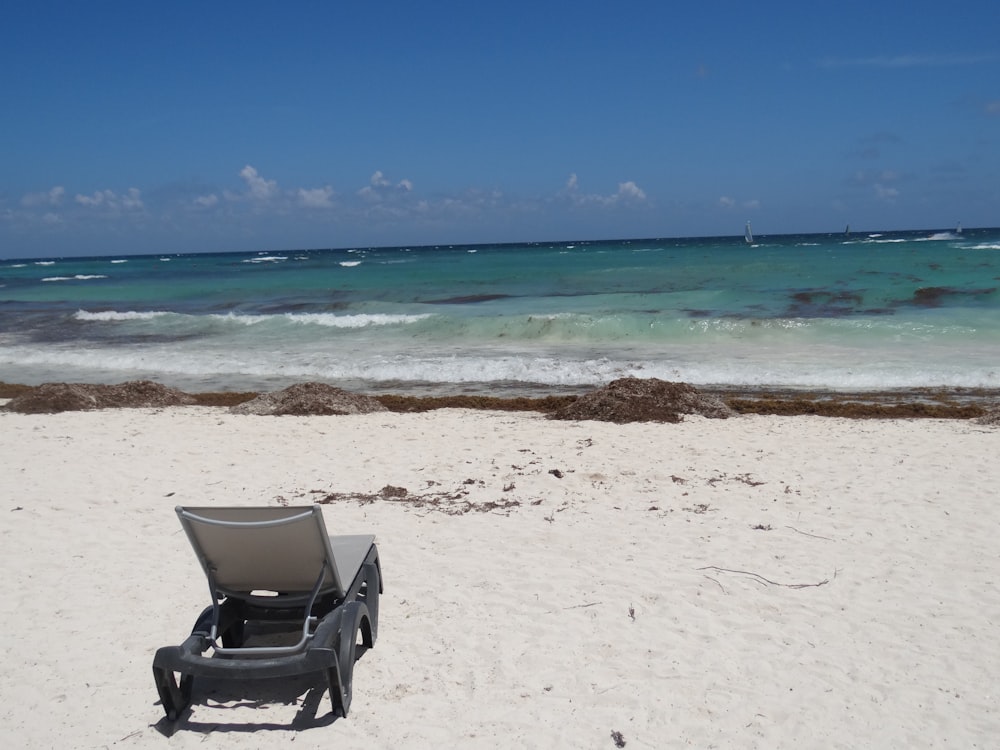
<box><xmin>2</xmin><ymin>380</ymin><xmax>196</xmax><ymax>414</ymax></box>
<box><xmin>229</xmin><ymin>382</ymin><xmax>388</xmax><ymax>416</ymax></box>
<box><xmin>549</xmin><ymin>377</ymin><xmax>734</xmax><ymax>424</ymax></box>
<box><xmin>975</xmin><ymin>406</ymin><xmax>1000</xmax><ymax>426</ymax></box>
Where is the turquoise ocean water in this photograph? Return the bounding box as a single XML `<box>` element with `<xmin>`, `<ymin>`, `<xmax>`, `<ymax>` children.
<box><xmin>2</xmin><ymin>228</ymin><xmax>999</xmax><ymax>396</ymax></box>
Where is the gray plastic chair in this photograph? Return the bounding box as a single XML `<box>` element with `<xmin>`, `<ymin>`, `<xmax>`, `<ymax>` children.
<box><xmin>152</xmin><ymin>505</ymin><xmax>381</xmax><ymax>720</ymax></box>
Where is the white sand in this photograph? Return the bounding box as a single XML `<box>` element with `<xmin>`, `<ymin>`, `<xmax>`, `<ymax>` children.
<box><xmin>1</xmin><ymin>406</ymin><xmax>998</xmax><ymax>749</ymax></box>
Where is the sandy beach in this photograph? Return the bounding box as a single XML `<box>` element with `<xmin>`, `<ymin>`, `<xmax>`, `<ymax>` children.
<box><xmin>1</xmin><ymin>404</ymin><xmax>998</xmax><ymax>748</ymax></box>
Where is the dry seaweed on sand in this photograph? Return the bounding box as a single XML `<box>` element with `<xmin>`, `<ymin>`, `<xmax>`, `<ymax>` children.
<box><xmin>974</xmin><ymin>406</ymin><xmax>1000</xmax><ymax>426</ymax></box>
<box><xmin>286</xmin><ymin>484</ymin><xmax>523</xmax><ymax>515</ymax></box>
<box><xmin>2</xmin><ymin>379</ymin><xmax>996</xmax><ymax>420</ymax></box>
<box><xmin>1</xmin><ymin>380</ymin><xmax>195</xmax><ymax>413</ymax></box>
<box><xmin>549</xmin><ymin>377</ymin><xmax>734</xmax><ymax>424</ymax></box>
<box><xmin>229</xmin><ymin>382</ymin><xmax>387</xmax><ymax>416</ymax></box>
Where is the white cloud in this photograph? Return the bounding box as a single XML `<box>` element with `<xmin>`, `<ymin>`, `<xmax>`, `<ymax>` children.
<box><xmin>298</xmin><ymin>186</ymin><xmax>334</xmax><ymax>208</ymax></box>
<box><xmin>719</xmin><ymin>195</ymin><xmax>759</xmax><ymax>210</ymax></box>
<box><xmin>562</xmin><ymin>175</ymin><xmax>647</xmax><ymax>207</ymax></box>
<box><xmin>194</xmin><ymin>194</ymin><xmax>219</xmax><ymax>207</ymax></box>
<box><xmin>121</xmin><ymin>187</ymin><xmax>143</xmax><ymax>210</ymax></box>
<box><xmin>617</xmin><ymin>181</ymin><xmax>646</xmax><ymax>201</ymax></box>
<box><xmin>21</xmin><ymin>186</ymin><xmax>65</xmax><ymax>207</ymax></box>
<box><xmin>359</xmin><ymin>171</ymin><xmax>413</xmax><ymax>200</ymax></box>
<box><xmin>76</xmin><ymin>190</ymin><xmax>113</xmax><ymax>207</ymax></box>
<box><xmin>74</xmin><ymin>188</ymin><xmax>144</xmax><ymax>211</ymax></box>
<box><xmin>874</xmin><ymin>184</ymin><xmax>899</xmax><ymax>201</ymax></box>
<box><xmin>239</xmin><ymin>165</ymin><xmax>278</xmax><ymax>200</ymax></box>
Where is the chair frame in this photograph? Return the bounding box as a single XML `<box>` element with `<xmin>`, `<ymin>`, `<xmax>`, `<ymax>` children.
<box><xmin>152</xmin><ymin>505</ymin><xmax>382</xmax><ymax>721</ymax></box>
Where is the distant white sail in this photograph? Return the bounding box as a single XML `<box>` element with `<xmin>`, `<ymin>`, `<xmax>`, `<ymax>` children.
<box><xmin>744</xmin><ymin>221</ymin><xmax>753</xmax><ymax>244</ymax></box>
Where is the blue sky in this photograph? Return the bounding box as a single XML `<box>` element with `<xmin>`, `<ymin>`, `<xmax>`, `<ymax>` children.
<box><xmin>2</xmin><ymin>1</ymin><xmax>998</xmax><ymax>257</ymax></box>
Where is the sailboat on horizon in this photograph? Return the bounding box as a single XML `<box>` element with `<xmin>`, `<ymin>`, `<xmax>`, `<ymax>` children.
<box><xmin>744</xmin><ymin>221</ymin><xmax>754</xmax><ymax>244</ymax></box>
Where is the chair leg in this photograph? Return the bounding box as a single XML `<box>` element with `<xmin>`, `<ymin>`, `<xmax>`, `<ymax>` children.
<box><xmin>337</xmin><ymin>627</ymin><xmax>356</xmax><ymax>717</ymax></box>
<box><xmin>325</xmin><ymin>658</ymin><xmax>348</xmax><ymax>717</ymax></box>
<box><xmin>153</xmin><ymin>667</ymin><xmax>193</xmax><ymax>721</ymax></box>
<box><xmin>362</xmin><ymin>561</ymin><xmax>381</xmax><ymax>643</ymax></box>
<box><xmin>330</xmin><ymin>600</ymin><xmax>373</xmax><ymax>717</ymax></box>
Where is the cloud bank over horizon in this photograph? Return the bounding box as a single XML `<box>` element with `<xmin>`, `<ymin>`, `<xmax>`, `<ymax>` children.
<box><xmin>3</xmin><ymin>164</ymin><xmax>663</xmax><ymax>255</ymax></box>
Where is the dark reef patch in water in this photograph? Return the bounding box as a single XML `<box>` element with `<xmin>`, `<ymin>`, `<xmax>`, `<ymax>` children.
<box><xmin>907</xmin><ymin>286</ymin><xmax>997</xmax><ymax>308</ymax></box>
<box><xmin>860</xmin><ymin>307</ymin><xmax>895</xmax><ymax>315</ymax></box>
<box><xmin>422</xmin><ymin>294</ymin><xmax>513</xmax><ymax>305</ymax></box>
<box><xmin>255</xmin><ymin>300</ymin><xmax>347</xmax><ymax>314</ymax></box>
<box><xmin>784</xmin><ymin>289</ymin><xmax>865</xmax><ymax>317</ymax></box>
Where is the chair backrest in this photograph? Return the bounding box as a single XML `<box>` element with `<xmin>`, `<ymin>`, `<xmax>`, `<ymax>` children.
<box><xmin>175</xmin><ymin>505</ymin><xmax>345</xmax><ymax>598</ymax></box>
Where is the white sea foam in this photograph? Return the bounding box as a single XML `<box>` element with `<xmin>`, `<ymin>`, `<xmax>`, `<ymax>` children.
<box><xmin>3</xmin><ymin>339</ymin><xmax>998</xmax><ymax>394</ymax></box>
<box><xmin>285</xmin><ymin>312</ymin><xmax>430</xmax><ymax>327</ymax></box>
<box><xmin>34</xmin><ymin>261</ymin><xmax>55</xmax><ymax>266</ymax></box>
<box><xmin>75</xmin><ymin>310</ymin><xmax>172</xmax><ymax>321</ymax></box>
<box><xmin>42</xmin><ymin>275</ymin><xmax>108</xmax><ymax>282</ymax></box>
<box><xmin>339</xmin><ymin>260</ymin><xmax>362</xmax><ymax>267</ymax></box>
<box><xmin>110</xmin><ymin>259</ymin><xmax>128</xmax><ymax>264</ymax></box>
<box><xmin>243</xmin><ymin>255</ymin><xmax>288</xmax><ymax>263</ymax></box>
<box><xmin>70</xmin><ymin>309</ymin><xmax>431</xmax><ymax>328</ymax></box>
<box><xmin>210</xmin><ymin>311</ymin><xmax>431</xmax><ymax>328</ymax></box>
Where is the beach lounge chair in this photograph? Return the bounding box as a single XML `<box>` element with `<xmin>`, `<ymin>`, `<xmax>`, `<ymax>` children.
<box><xmin>152</xmin><ymin>505</ymin><xmax>382</xmax><ymax>721</ymax></box>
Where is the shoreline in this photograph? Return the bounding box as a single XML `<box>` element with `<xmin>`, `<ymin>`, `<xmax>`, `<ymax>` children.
<box><xmin>2</xmin><ymin>380</ymin><xmax>997</xmax><ymax>419</ymax></box>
